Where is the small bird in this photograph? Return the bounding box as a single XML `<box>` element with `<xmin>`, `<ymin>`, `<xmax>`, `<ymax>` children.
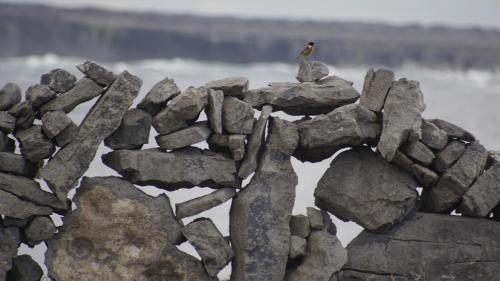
<box><xmin>297</xmin><ymin>42</ymin><xmax>315</xmax><ymax>59</ymax></box>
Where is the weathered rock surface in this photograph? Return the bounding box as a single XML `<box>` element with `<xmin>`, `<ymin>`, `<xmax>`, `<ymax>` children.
<box><xmin>206</xmin><ymin>89</ymin><xmax>224</xmax><ymax>134</ymax></box>
<box><xmin>182</xmin><ymin>218</ymin><xmax>233</xmax><ymax>277</ymax></box>
<box><xmin>137</xmin><ymin>77</ymin><xmax>180</xmax><ymax>115</ymax></box>
<box><xmin>0</xmin><ymin>224</ymin><xmax>21</xmax><ymax>281</ymax></box>
<box><xmin>428</xmin><ymin>118</ymin><xmax>475</xmax><ymax>142</ymax></box>
<box><xmin>104</xmin><ymin>108</ymin><xmax>152</xmax><ymax>150</ymax></box>
<box><xmin>103</xmin><ymin>147</ymin><xmax>240</xmax><ymax>190</ymax></box>
<box><xmin>0</xmin><ymin>131</ymin><xmax>15</xmax><ymax>152</ymax></box>
<box><xmin>24</xmin><ymin>216</ymin><xmax>56</xmax><ymax>246</ymax></box>
<box><xmin>222</xmin><ymin>96</ymin><xmax>254</xmax><ymax>134</ymax></box>
<box><xmin>290</xmin><ymin>215</ymin><xmax>311</xmax><ymax>238</ymax></box>
<box><xmin>289</xmin><ymin>235</ymin><xmax>307</xmax><ymax>259</ymax></box>
<box><xmin>0</xmin><ymin>152</ymin><xmax>38</xmax><ymax>178</ymax></box>
<box><xmin>245</xmin><ymin>76</ymin><xmax>360</xmax><ymax>115</ymax></box>
<box><xmin>41</xmin><ymin>68</ymin><xmax>77</xmax><ymax>93</ymax></box>
<box><xmin>238</xmin><ymin>105</ymin><xmax>272</xmax><ymax>178</ymax></box>
<box><xmin>40</xmin><ymin>77</ymin><xmax>104</xmax><ymax>114</ymax></box>
<box><xmin>40</xmin><ymin>71</ymin><xmax>141</xmax><ymax>200</ymax></box>
<box><xmin>296</xmin><ymin>104</ymin><xmax>380</xmax><ymax>162</ymax></box>
<box><xmin>434</xmin><ymin>140</ymin><xmax>466</xmax><ymax>172</ymax></box>
<box><xmin>54</xmin><ymin>122</ymin><xmax>77</xmax><ymax>147</ymax></box>
<box><xmin>41</xmin><ymin>110</ymin><xmax>72</xmax><ymax>139</ymax></box>
<box><xmin>228</xmin><ymin>134</ymin><xmax>246</xmax><ymax>161</ymax></box>
<box><xmin>77</xmin><ymin>61</ymin><xmax>115</xmax><ymax>86</ymax></box>
<box><xmin>421</xmin><ymin>119</ymin><xmax>448</xmax><ymax>149</ymax></box>
<box><xmin>152</xmin><ymin>86</ymin><xmax>208</xmax><ymax>135</ymax></box>
<box><xmin>155</xmin><ymin>121</ymin><xmax>211</xmax><ymax>150</ymax></box>
<box><xmin>207</xmin><ymin>133</ymin><xmax>230</xmax><ymax>152</ymax></box>
<box><xmin>296</xmin><ymin>59</ymin><xmax>329</xmax><ymax>82</ymax></box>
<box><xmin>176</xmin><ymin>188</ymin><xmax>237</xmax><ymax>219</ymax></box>
<box><xmin>8</xmin><ymin>101</ymin><xmax>35</xmax><ymax>130</ymax></box>
<box><xmin>15</xmin><ymin>125</ymin><xmax>55</xmax><ymax>162</ymax></box>
<box><xmin>25</xmin><ymin>84</ymin><xmax>57</xmax><ymax>108</ymax></box>
<box><xmin>230</xmin><ymin>117</ymin><xmax>298</xmax><ymax>281</ymax></box>
<box><xmin>6</xmin><ymin>254</ymin><xmax>43</xmax><ymax>281</ymax></box>
<box><xmin>205</xmin><ymin>77</ymin><xmax>249</xmax><ymax>99</ymax></box>
<box><xmin>0</xmin><ymin>111</ymin><xmax>16</xmax><ymax>133</ymax></box>
<box><xmin>315</xmin><ymin>147</ymin><xmax>418</xmax><ymax>232</ymax></box>
<box><xmin>423</xmin><ymin>142</ymin><xmax>487</xmax><ymax>213</ymax></box>
<box><xmin>0</xmin><ymin>172</ymin><xmax>68</xmax><ymax>212</ymax></box>
<box><xmin>286</xmin><ymin>227</ymin><xmax>347</xmax><ymax>281</ymax></box>
<box><xmin>307</xmin><ymin>207</ymin><xmax>326</xmax><ymax>230</ymax></box>
<box><xmin>0</xmin><ymin>189</ymin><xmax>53</xmax><ymax>219</ymax></box>
<box><xmin>410</xmin><ymin>163</ymin><xmax>439</xmax><ymax>188</ymax></box>
<box><xmin>45</xmin><ymin>176</ymin><xmax>208</xmax><ymax>281</ymax></box>
<box><xmin>378</xmin><ymin>78</ymin><xmax>425</xmax><ymax>161</ymax></box>
<box><xmin>400</xmin><ymin>140</ymin><xmax>435</xmax><ymax>166</ymax></box>
<box><xmin>359</xmin><ymin>68</ymin><xmax>394</xmax><ymax>112</ymax></box>
<box><xmin>339</xmin><ymin>212</ymin><xmax>500</xmax><ymax>281</ymax></box>
<box><xmin>0</xmin><ymin>82</ymin><xmax>22</xmax><ymax>111</ymax></box>
<box><xmin>458</xmin><ymin>162</ymin><xmax>500</xmax><ymax>217</ymax></box>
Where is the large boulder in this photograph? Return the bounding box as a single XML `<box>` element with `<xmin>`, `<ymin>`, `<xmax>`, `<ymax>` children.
<box><xmin>295</xmin><ymin>104</ymin><xmax>380</xmax><ymax>162</ymax></box>
<box><xmin>296</xmin><ymin>59</ymin><xmax>329</xmax><ymax>82</ymax></box>
<box><xmin>230</xmin><ymin>117</ymin><xmax>298</xmax><ymax>281</ymax></box>
<box><xmin>339</xmin><ymin>212</ymin><xmax>500</xmax><ymax>281</ymax></box>
<box><xmin>104</xmin><ymin>108</ymin><xmax>152</xmax><ymax>150</ymax></box>
<box><xmin>137</xmin><ymin>77</ymin><xmax>180</xmax><ymax>115</ymax></box>
<box><xmin>244</xmin><ymin>76</ymin><xmax>360</xmax><ymax>115</ymax></box>
<box><xmin>45</xmin><ymin>176</ymin><xmax>209</xmax><ymax>281</ymax></box>
<box><xmin>359</xmin><ymin>68</ymin><xmax>394</xmax><ymax>112</ymax></box>
<box><xmin>315</xmin><ymin>147</ymin><xmax>418</xmax><ymax>232</ymax></box>
<box><xmin>377</xmin><ymin>78</ymin><xmax>425</xmax><ymax>161</ymax></box>
<box><xmin>40</xmin><ymin>71</ymin><xmax>141</xmax><ymax>200</ymax></box>
<box><xmin>103</xmin><ymin>147</ymin><xmax>240</xmax><ymax>190</ymax></box>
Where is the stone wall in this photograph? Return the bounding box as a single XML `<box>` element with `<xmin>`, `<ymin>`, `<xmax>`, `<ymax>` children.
<box><xmin>0</xmin><ymin>59</ymin><xmax>499</xmax><ymax>281</ymax></box>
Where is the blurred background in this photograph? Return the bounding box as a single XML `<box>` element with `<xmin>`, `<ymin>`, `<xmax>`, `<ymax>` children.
<box><xmin>1</xmin><ymin>0</ymin><xmax>500</xmax><ymax>279</ymax></box>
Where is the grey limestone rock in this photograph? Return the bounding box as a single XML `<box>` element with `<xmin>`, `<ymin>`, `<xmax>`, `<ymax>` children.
<box><xmin>423</xmin><ymin>142</ymin><xmax>487</xmax><ymax>213</ymax></box>
<box><xmin>0</xmin><ymin>189</ymin><xmax>53</xmax><ymax>219</ymax></box>
<box><xmin>434</xmin><ymin>140</ymin><xmax>466</xmax><ymax>172</ymax></box>
<box><xmin>290</xmin><ymin>215</ymin><xmax>311</xmax><ymax>238</ymax></box>
<box><xmin>77</xmin><ymin>61</ymin><xmax>115</xmax><ymax>86</ymax></box>
<box><xmin>137</xmin><ymin>77</ymin><xmax>180</xmax><ymax>115</ymax></box>
<box><xmin>24</xmin><ymin>216</ymin><xmax>56</xmax><ymax>246</ymax></box>
<box><xmin>0</xmin><ymin>111</ymin><xmax>16</xmax><ymax>133</ymax></box>
<box><xmin>339</xmin><ymin>212</ymin><xmax>500</xmax><ymax>281</ymax></box>
<box><xmin>377</xmin><ymin>78</ymin><xmax>425</xmax><ymax>161</ymax></box>
<box><xmin>428</xmin><ymin>118</ymin><xmax>475</xmax><ymax>142</ymax></box>
<box><xmin>245</xmin><ymin>76</ymin><xmax>360</xmax><ymax>115</ymax></box>
<box><xmin>410</xmin><ymin>163</ymin><xmax>439</xmax><ymax>188</ymax></box>
<box><xmin>400</xmin><ymin>140</ymin><xmax>435</xmax><ymax>166</ymax></box>
<box><xmin>205</xmin><ymin>76</ymin><xmax>249</xmax><ymax>99</ymax></box>
<box><xmin>222</xmin><ymin>96</ymin><xmax>254</xmax><ymax>134</ymax></box>
<box><xmin>104</xmin><ymin>108</ymin><xmax>152</xmax><ymax>150</ymax></box>
<box><xmin>238</xmin><ymin>105</ymin><xmax>272</xmax><ymax>178</ymax></box>
<box><xmin>289</xmin><ymin>235</ymin><xmax>307</xmax><ymax>259</ymax></box>
<box><xmin>40</xmin><ymin>77</ymin><xmax>105</xmax><ymax>114</ymax></box>
<box><xmin>152</xmin><ymin>86</ymin><xmax>208</xmax><ymax>135</ymax></box>
<box><xmin>54</xmin><ymin>122</ymin><xmax>78</xmax><ymax>147</ymax></box>
<box><xmin>0</xmin><ymin>82</ymin><xmax>22</xmax><ymax>111</ymax></box>
<box><xmin>0</xmin><ymin>224</ymin><xmax>21</xmax><ymax>281</ymax></box>
<box><xmin>41</xmin><ymin>68</ymin><xmax>77</xmax><ymax>93</ymax></box>
<box><xmin>228</xmin><ymin>134</ymin><xmax>246</xmax><ymax>161</ymax></box>
<box><xmin>421</xmin><ymin>119</ymin><xmax>448</xmax><ymax>149</ymax></box>
<box><xmin>206</xmin><ymin>89</ymin><xmax>224</xmax><ymax>134</ymax></box>
<box><xmin>207</xmin><ymin>133</ymin><xmax>230</xmax><ymax>152</ymax></box>
<box><xmin>8</xmin><ymin>101</ymin><xmax>35</xmax><ymax>130</ymax></box>
<box><xmin>230</xmin><ymin>117</ymin><xmax>298</xmax><ymax>281</ymax></box>
<box><xmin>307</xmin><ymin>207</ymin><xmax>326</xmax><ymax>230</ymax></box>
<box><xmin>155</xmin><ymin>121</ymin><xmax>211</xmax><ymax>150</ymax></box>
<box><xmin>175</xmin><ymin>188</ymin><xmax>237</xmax><ymax>219</ymax></box>
<box><xmin>6</xmin><ymin>254</ymin><xmax>43</xmax><ymax>281</ymax></box>
<box><xmin>40</xmin><ymin>71</ymin><xmax>142</xmax><ymax>200</ymax></box>
<box><xmin>390</xmin><ymin>150</ymin><xmax>414</xmax><ymax>171</ymax></box>
<box><xmin>295</xmin><ymin>103</ymin><xmax>380</xmax><ymax>162</ymax></box>
<box><xmin>359</xmin><ymin>68</ymin><xmax>394</xmax><ymax>112</ymax></box>
<box><xmin>182</xmin><ymin>218</ymin><xmax>233</xmax><ymax>277</ymax></box>
<box><xmin>41</xmin><ymin>110</ymin><xmax>72</xmax><ymax>139</ymax></box>
<box><xmin>0</xmin><ymin>152</ymin><xmax>38</xmax><ymax>178</ymax></box>
<box><xmin>315</xmin><ymin>147</ymin><xmax>418</xmax><ymax>232</ymax></box>
<box><xmin>296</xmin><ymin>59</ymin><xmax>329</xmax><ymax>82</ymax></box>
<box><xmin>103</xmin><ymin>147</ymin><xmax>240</xmax><ymax>190</ymax></box>
<box><xmin>25</xmin><ymin>84</ymin><xmax>57</xmax><ymax>108</ymax></box>
<box><xmin>0</xmin><ymin>131</ymin><xmax>15</xmax><ymax>152</ymax></box>
<box><xmin>45</xmin><ymin>176</ymin><xmax>208</xmax><ymax>281</ymax></box>
<box><xmin>15</xmin><ymin>125</ymin><xmax>55</xmax><ymax>162</ymax></box>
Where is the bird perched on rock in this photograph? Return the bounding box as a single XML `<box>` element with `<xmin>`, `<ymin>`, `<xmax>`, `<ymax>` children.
<box><xmin>297</xmin><ymin>42</ymin><xmax>315</xmax><ymax>60</ymax></box>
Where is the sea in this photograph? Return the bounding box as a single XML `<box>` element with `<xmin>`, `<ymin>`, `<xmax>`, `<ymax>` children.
<box><xmin>1</xmin><ymin>54</ymin><xmax>500</xmax><ymax>279</ymax></box>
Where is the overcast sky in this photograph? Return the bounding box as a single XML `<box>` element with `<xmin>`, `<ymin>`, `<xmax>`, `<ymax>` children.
<box><xmin>3</xmin><ymin>0</ymin><xmax>500</xmax><ymax>29</ymax></box>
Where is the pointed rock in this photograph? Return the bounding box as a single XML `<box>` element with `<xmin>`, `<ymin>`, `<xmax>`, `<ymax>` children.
<box><xmin>137</xmin><ymin>77</ymin><xmax>180</xmax><ymax>115</ymax></box>
<box><xmin>205</xmin><ymin>77</ymin><xmax>249</xmax><ymax>99</ymax></box>
<box><xmin>359</xmin><ymin>68</ymin><xmax>394</xmax><ymax>112</ymax></box>
<box><xmin>0</xmin><ymin>82</ymin><xmax>22</xmax><ymax>111</ymax></box>
<box><xmin>104</xmin><ymin>108</ymin><xmax>152</xmax><ymax>150</ymax></box>
<box><xmin>296</xmin><ymin>59</ymin><xmax>329</xmax><ymax>82</ymax></box>
<box><xmin>155</xmin><ymin>121</ymin><xmax>211</xmax><ymax>150</ymax></box>
<box><xmin>175</xmin><ymin>188</ymin><xmax>237</xmax><ymax>219</ymax></box>
<box><xmin>77</xmin><ymin>61</ymin><xmax>115</xmax><ymax>86</ymax></box>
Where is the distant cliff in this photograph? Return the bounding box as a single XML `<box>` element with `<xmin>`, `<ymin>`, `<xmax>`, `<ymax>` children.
<box><xmin>1</xmin><ymin>3</ymin><xmax>500</xmax><ymax>69</ymax></box>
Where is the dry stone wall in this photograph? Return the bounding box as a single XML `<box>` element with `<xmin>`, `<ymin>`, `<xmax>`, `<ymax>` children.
<box><xmin>0</xmin><ymin>58</ymin><xmax>499</xmax><ymax>280</ymax></box>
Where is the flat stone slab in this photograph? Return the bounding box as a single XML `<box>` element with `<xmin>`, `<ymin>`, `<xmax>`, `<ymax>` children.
<box><xmin>155</xmin><ymin>121</ymin><xmax>212</xmax><ymax>150</ymax></box>
<box><xmin>244</xmin><ymin>76</ymin><xmax>360</xmax><ymax>115</ymax></box>
<box><xmin>359</xmin><ymin>68</ymin><xmax>394</xmax><ymax>112</ymax></box>
<box><xmin>0</xmin><ymin>152</ymin><xmax>38</xmax><ymax>178</ymax></box>
<box><xmin>230</xmin><ymin>117</ymin><xmax>298</xmax><ymax>281</ymax></box>
<box><xmin>339</xmin><ymin>212</ymin><xmax>500</xmax><ymax>281</ymax></box>
<box><xmin>205</xmin><ymin>76</ymin><xmax>249</xmax><ymax>99</ymax></box>
<box><xmin>175</xmin><ymin>187</ymin><xmax>237</xmax><ymax>219</ymax></box>
<box><xmin>77</xmin><ymin>61</ymin><xmax>115</xmax><ymax>86</ymax></box>
<box><xmin>104</xmin><ymin>108</ymin><xmax>152</xmax><ymax>150</ymax></box>
<box><xmin>0</xmin><ymin>111</ymin><xmax>16</xmax><ymax>133</ymax></box>
<box><xmin>40</xmin><ymin>71</ymin><xmax>141</xmax><ymax>200</ymax></box>
<box><xmin>103</xmin><ymin>147</ymin><xmax>240</xmax><ymax>190</ymax></box>
<box><xmin>315</xmin><ymin>147</ymin><xmax>418</xmax><ymax>232</ymax></box>
<box><xmin>45</xmin><ymin>176</ymin><xmax>209</xmax><ymax>281</ymax></box>
<box><xmin>377</xmin><ymin>78</ymin><xmax>425</xmax><ymax>161</ymax></box>
<box><xmin>0</xmin><ymin>189</ymin><xmax>53</xmax><ymax>219</ymax></box>
<box><xmin>137</xmin><ymin>77</ymin><xmax>180</xmax><ymax>115</ymax></box>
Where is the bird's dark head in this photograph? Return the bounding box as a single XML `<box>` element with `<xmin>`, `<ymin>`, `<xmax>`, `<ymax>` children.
<box><xmin>308</xmin><ymin>42</ymin><xmax>315</xmax><ymax>47</ymax></box>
